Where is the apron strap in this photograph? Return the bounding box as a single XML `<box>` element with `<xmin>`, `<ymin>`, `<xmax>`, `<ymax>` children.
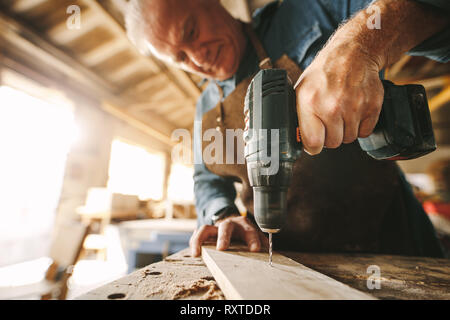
<box><xmin>214</xmin><ymin>23</ymin><xmax>274</xmax><ymax>129</ymax></box>
<box><xmin>244</xmin><ymin>23</ymin><xmax>273</xmax><ymax>70</ymax></box>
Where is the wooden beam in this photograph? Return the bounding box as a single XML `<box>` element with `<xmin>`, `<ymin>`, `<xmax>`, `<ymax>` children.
<box><xmin>161</xmin><ymin>152</ymin><xmax>172</xmax><ymax>201</ymax></box>
<box><xmin>103</xmin><ymin>102</ymin><xmax>176</xmax><ymax>146</ymax></box>
<box><xmin>126</xmin><ymin>73</ymin><xmax>171</xmax><ymax>94</ymax></box>
<box><xmin>108</xmin><ymin>59</ymin><xmax>154</xmax><ymax>82</ymax></box>
<box><xmin>145</xmin><ymin>85</ymin><xmax>178</xmax><ymax>102</ymax></box>
<box><xmin>0</xmin><ymin>12</ymin><xmax>115</xmax><ymax>92</ymax></box>
<box><xmin>395</xmin><ymin>75</ymin><xmax>450</xmax><ymax>90</ymax></box>
<box><xmin>166</xmin><ymin>65</ymin><xmax>202</xmax><ymax>101</ymax></box>
<box><xmin>0</xmin><ymin>12</ymin><xmax>177</xmax><ymax>146</ymax></box>
<box><xmin>429</xmin><ymin>85</ymin><xmax>450</xmax><ymax>112</ymax></box>
<box><xmin>129</xmin><ymin>99</ymin><xmax>182</xmax><ymax>112</ymax></box>
<box><xmin>11</xmin><ymin>0</ymin><xmax>48</xmax><ymax>12</ymax></box>
<box><xmin>201</xmin><ymin>245</ymin><xmax>376</xmax><ymax>300</ymax></box>
<box><xmin>91</xmin><ymin>0</ymin><xmax>201</xmax><ymax>104</ymax></box>
<box><xmin>166</xmin><ymin>107</ymin><xmax>193</xmax><ymax>123</ymax></box>
<box><xmin>386</xmin><ymin>54</ymin><xmax>411</xmax><ymax>79</ymax></box>
<box><xmin>80</xmin><ymin>38</ymin><xmax>128</xmax><ymax>66</ymax></box>
<box><xmin>46</xmin><ymin>8</ymin><xmax>99</xmax><ymax>44</ymax></box>
<box><xmin>79</xmin><ymin>0</ymin><xmax>160</xmax><ymax>73</ymax></box>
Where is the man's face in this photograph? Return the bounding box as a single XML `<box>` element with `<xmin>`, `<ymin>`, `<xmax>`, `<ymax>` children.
<box><xmin>142</xmin><ymin>0</ymin><xmax>246</xmax><ymax>80</ymax></box>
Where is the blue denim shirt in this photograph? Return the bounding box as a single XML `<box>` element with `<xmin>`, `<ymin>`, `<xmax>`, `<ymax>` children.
<box><xmin>194</xmin><ymin>0</ymin><xmax>450</xmax><ymax>227</ymax></box>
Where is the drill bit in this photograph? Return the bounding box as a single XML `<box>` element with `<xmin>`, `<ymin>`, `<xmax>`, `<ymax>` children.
<box><xmin>268</xmin><ymin>232</ymin><xmax>273</xmax><ymax>267</ymax></box>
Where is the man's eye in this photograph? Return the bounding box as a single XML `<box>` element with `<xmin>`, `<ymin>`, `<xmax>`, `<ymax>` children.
<box><xmin>178</xmin><ymin>52</ymin><xmax>188</xmax><ymax>63</ymax></box>
<box><xmin>187</xmin><ymin>27</ymin><xmax>195</xmax><ymax>41</ymax></box>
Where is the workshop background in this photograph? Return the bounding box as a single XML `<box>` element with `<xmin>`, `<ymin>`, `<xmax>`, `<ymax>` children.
<box><xmin>0</xmin><ymin>0</ymin><xmax>449</xmax><ymax>300</ymax></box>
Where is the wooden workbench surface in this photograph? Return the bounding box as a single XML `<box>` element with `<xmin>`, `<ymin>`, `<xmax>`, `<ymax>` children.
<box><xmin>77</xmin><ymin>247</ymin><xmax>450</xmax><ymax>300</ymax></box>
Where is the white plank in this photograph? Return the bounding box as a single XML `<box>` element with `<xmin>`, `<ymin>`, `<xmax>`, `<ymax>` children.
<box><xmin>202</xmin><ymin>245</ymin><xmax>376</xmax><ymax>300</ymax></box>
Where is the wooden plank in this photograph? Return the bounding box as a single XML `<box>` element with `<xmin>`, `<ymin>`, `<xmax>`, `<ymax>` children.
<box><xmin>201</xmin><ymin>245</ymin><xmax>376</xmax><ymax>300</ymax></box>
<box><xmin>76</xmin><ymin>248</ymin><xmax>225</xmax><ymax>300</ymax></box>
<box><xmin>49</xmin><ymin>222</ymin><xmax>89</xmax><ymax>267</ymax></box>
<box><xmin>284</xmin><ymin>252</ymin><xmax>450</xmax><ymax>300</ymax></box>
<box><xmin>77</xmin><ymin>248</ymin><xmax>450</xmax><ymax>300</ymax></box>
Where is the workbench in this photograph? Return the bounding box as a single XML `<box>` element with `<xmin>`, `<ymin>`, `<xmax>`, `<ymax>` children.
<box><xmin>77</xmin><ymin>245</ymin><xmax>450</xmax><ymax>300</ymax></box>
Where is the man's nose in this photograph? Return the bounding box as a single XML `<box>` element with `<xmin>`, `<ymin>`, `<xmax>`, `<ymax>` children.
<box><xmin>187</xmin><ymin>46</ymin><xmax>209</xmax><ymax>68</ymax></box>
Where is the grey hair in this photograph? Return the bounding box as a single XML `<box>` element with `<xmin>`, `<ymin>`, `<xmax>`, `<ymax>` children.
<box><xmin>125</xmin><ymin>0</ymin><xmax>151</xmax><ymax>55</ymax></box>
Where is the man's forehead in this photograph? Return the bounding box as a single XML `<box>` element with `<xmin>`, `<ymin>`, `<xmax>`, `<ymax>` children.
<box><xmin>143</xmin><ymin>0</ymin><xmax>194</xmax><ymax>48</ymax></box>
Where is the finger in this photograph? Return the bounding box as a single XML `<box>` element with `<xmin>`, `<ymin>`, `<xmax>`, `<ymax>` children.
<box><xmin>298</xmin><ymin>111</ymin><xmax>325</xmax><ymax>155</ymax></box>
<box><xmin>190</xmin><ymin>225</ymin><xmax>218</xmax><ymax>257</ymax></box>
<box><xmin>358</xmin><ymin>114</ymin><xmax>379</xmax><ymax>138</ymax></box>
<box><xmin>342</xmin><ymin>116</ymin><xmax>360</xmax><ymax>144</ymax></box>
<box><xmin>242</xmin><ymin>226</ymin><xmax>261</xmax><ymax>252</ymax></box>
<box><xmin>323</xmin><ymin>117</ymin><xmax>344</xmax><ymax>149</ymax></box>
<box><xmin>236</xmin><ymin>218</ymin><xmax>263</xmax><ymax>252</ymax></box>
<box><xmin>217</xmin><ymin>220</ymin><xmax>235</xmax><ymax>251</ymax></box>
<box><xmin>359</xmin><ymin>81</ymin><xmax>383</xmax><ymax>138</ymax></box>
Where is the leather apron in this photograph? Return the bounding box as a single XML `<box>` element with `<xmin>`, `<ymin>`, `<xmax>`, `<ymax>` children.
<box><xmin>201</xmin><ymin>25</ymin><xmax>411</xmax><ymax>254</ymax></box>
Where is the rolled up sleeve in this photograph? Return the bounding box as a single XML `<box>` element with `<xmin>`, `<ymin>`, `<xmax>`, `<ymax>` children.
<box><xmin>193</xmin><ymin>163</ymin><xmax>239</xmax><ymax>226</ymax></box>
<box><xmin>407</xmin><ymin>0</ymin><xmax>450</xmax><ymax>62</ymax></box>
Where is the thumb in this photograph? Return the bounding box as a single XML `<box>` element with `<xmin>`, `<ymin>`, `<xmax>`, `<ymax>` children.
<box><xmin>298</xmin><ymin>109</ymin><xmax>325</xmax><ymax>155</ymax></box>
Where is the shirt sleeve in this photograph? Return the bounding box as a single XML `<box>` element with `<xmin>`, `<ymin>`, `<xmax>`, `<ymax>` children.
<box><xmin>348</xmin><ymin>0</ymin><xmax>450</xmax><ymax>62</ymax></box>
<box><xmin>193</xmin><ymin>163</ymin><xmax>239</xmax><ymax>226</ymax></box>
<box><xmin>193</xmin><ymin>85</ymin><xmax>239</xmax><ymax>227</ymax></box>
<box><xmin>406</xmin><ymin>0</ymin><xmax>450</xmax><ymax>63</ymax></box>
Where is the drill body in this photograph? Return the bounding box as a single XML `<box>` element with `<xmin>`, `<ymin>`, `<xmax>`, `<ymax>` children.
<box><xmin>243</xmin><ymin>68</ymin><xmax>436</xmax><ymax>234</ymax></box>
<box><xmin>243</xmin><ymin>69</ymin><xmax>302</xmax><ymax>232</ymax></box>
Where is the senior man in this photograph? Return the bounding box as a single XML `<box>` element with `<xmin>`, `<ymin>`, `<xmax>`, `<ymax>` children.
<box><xmin>126</xmin><ymin>0</ymin><xmax>449</xmax><ymax>258</ymax></box>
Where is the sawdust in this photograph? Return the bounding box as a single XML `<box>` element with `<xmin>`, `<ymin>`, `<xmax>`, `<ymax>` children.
<box><xmin>171</xmin><ymin>279</ymin><xmax>225</xmax><ymax>300</ymax></box>
<box><xmin>134</xmin><ymin>256</ymin><xmax>225</xmax><ymax>300</ymax></box>
<box><xmin>144</xmin><ymin>278</ymin><xmax>224</xmax><ymax>300</ymax></box>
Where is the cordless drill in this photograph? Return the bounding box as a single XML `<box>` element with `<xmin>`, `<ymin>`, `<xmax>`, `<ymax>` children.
<box><xmin>243</xmin><ymin>68</ymin><xmax>436</xmax><ymax>265</ymax></box>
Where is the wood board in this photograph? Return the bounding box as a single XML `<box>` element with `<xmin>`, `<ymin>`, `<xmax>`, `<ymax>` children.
<box><xmin>77</xmin><ymin>248</ymin><xmax>449</xmax><ymax>300</ymax></box>
<box><xmin>201</xmin><ymin>245</ymin><xmax>376</xmax><ymax>300</ymax></box>
<box><xmin>284</xmin><ymin>252</ymin><xmax>450</xmax><ymax>300</ymax></box>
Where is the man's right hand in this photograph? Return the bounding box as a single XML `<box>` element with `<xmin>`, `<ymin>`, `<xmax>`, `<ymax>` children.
<box><xmin>189</xmin><ymin>215</ymin><xmax>268</xmax><ymax>257</ymax></box>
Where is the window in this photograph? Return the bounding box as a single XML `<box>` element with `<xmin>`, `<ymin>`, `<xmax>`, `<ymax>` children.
<box><xmin>107</xmin><ymin>139</ymin><xmax>165</xmax><ymax>200</ymax></box>
<box><xmin>167</xmin><ymin>163</ymin><xmax>194</xmax><ymax>202</ymax></box>
<box><xmin>0</xmin><ymin>86</ymin><xmax>78</xmax><ymax>266</ymax></box>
